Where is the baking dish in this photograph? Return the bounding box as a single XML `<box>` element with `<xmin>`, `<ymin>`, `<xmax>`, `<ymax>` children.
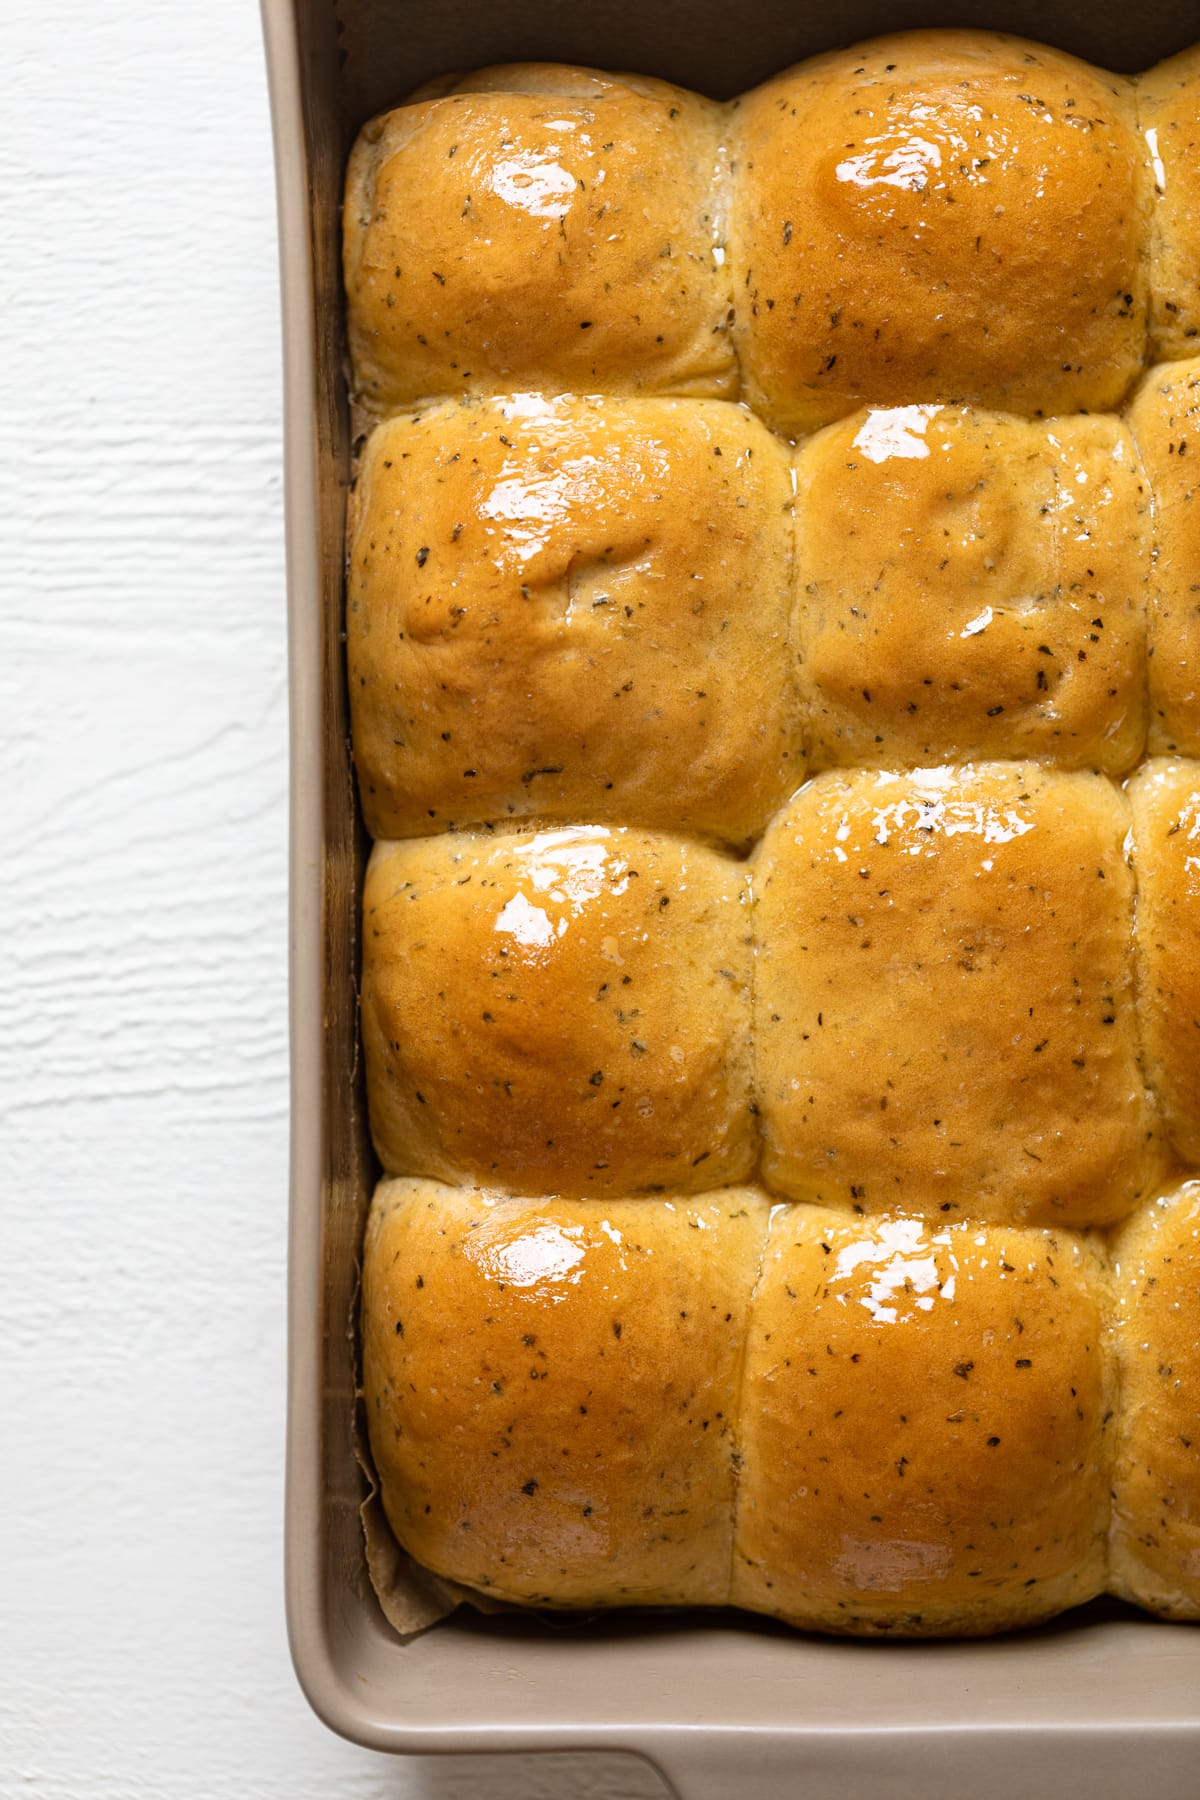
<box><xmin>263</xmin><ymin>0</ymin><xmax>1200</xmax><ymax>1789</ymax></box>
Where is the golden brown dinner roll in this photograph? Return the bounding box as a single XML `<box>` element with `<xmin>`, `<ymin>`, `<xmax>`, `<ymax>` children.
<box><xmin>729</xmin><ymin>32</ymin><xmax>1148</xmax><ymax>435</ymax></box>
<box><xmin>1110</xmin><ymin>1180</ymin><xmax>1200</xmax><ymax>1618</ymax></box>
<box><xmin>1139</xmin><ymin>47</ymin><xmax>1200</xmax><ymax>362</ymax></box>
<box><xmin>753</xmin><ymin>764</ymin><xmax>1164</xmax><ymax>1226</ymax></box>
<box><xmin>361</xmin><ymin>825</ymin><xmax>754</xmax><ymax>1195</ymax></box>
<box><xmin>794</xmin><ymin>405</ymin><xmax>1148</xmax><ymax>774</ymax></box>
<box><xmin>348</xmin><ymin>394</ymin><xmax>799</xmax><ymax>847</ymax></box>
<box><xmin>344</xmin><ymin>65</ymin><xmax>734</xmax><ymax>412</ymax></box>
<box><xmin>732</xmin><ymin>1205</ymin><xmax>1112</xmax><ymax>1634</ymax></box>
<box><xmin>1127</xmin><ymin>361</ymin><xmax>1200</xmax><ymax>755</ymax></box>
<box><xmin>1128</xmin><ymin>760</ymin><xmax>1200</xmax><ymax>1165</ymax></box>
<box><xmin>362</xmin><ymin>1178</ymin><xmax>768</xmax><ymax>1607</ymax></box>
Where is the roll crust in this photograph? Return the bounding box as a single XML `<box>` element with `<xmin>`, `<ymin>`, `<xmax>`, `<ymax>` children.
<box><xmin>1128</xmin><ymin>760</ymin><xmax>1200</xmax><ymax>1164</ymax></box>
<box><xmin>344</xmin><ymin>65</ymin><xmax>735</xmax><ymax>412</ymax></box>
<box><xmin>362</xmin><ymin>1179</ymin><xmax>768</xmax><ymax>1606</ymax></box>
<box><xmin>732</xmin><ymin>1206</ymin><xmax>1112</xmax><ymax>1634</ymax></box>
<box><xmin>1110</xmin><ymin>1180</ymin><xmax>1200</xmax><ymax>1618</ymax></box>
<box><xmin>1139</xmin><ymin>47</ymin><xmax>1200</xmax><ymax>362</ymax></box>
<box><xmin>1127</xmin><ymin>360</ymin><xmax>1200</xmax><ymax>755</ymax></box>
<box><xmin>794</xmin><ymin>406</ymin><xmax>1148</xmax><ymax>775</ymax></box>
<box><xmin>362</xmin><ymin>826</ymin><xmax>755</xmax><ymax>1196</ymax></box>
<box><xmin>348</xmin><ymin>395</ymin><xmax>799</xmax><ymax>847</ymax></box>
<box><xmin>729</xmin><ymin>31</ymin><xmax>1148</xmax><ymax>435</ymax></box>
<box><xmin>753</xmin><ymin>765</ymin><xmax>1164</xmax><ymax>1226</ymax></box>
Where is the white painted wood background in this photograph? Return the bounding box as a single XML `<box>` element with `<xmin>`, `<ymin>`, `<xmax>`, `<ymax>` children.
<box><xmin>0</xmin><ymin>3</ymin><xmax>669</xmax><ymax>1793</ymax></box>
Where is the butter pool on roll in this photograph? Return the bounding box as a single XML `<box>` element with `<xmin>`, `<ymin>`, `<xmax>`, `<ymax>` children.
<box><xmin>1128</xmin><ymin>760</ymin><xmax>1200</xmax><ymax>1166</ymax></box>
<box><xmin>362</xmin><ymin>825</ymin><xmax>754</xmax><ymax>1197</ymax></box>
<box><xmin>344</xmin><ymin>65</ymin><xmax>735</xmax><ymax>413</ymax></box>
<box><xmin>732</xmin><ymin>1206</ymin><xmax>1112</xmax><ymax>1635</ymax></box>
<box><xmin>752</xmin><ymin>764</ymin><xmax>1165</xmax><ymax>1227</ymax></box>
<box><xmin>362</xmin><ymin>1179</ymin><xmax>768</xmax><ymax>1608</ymax></box>
<box><xmin>1127</xmin><ymin>361</ymin><xmax>1200</xmax><ymax>756</ymax></box>
<box><xmin>1110</xmin><ymin>1180</ymin><xmax>1200</xmax><ymax>1619</ymax></box>
<box><xmin>794</xmin><ymin>406</ymin><xmax>1148</xmax><ymax>775</ymax></box>
<box><xmin>348</xmin><ymin>395</ymin><xmax>799</xmax><ymax>848</ymax></box>
<box><xmin>729</xmin><ymin>31</ymin><xmax>1148</xmax><ymax>436</ymax></box>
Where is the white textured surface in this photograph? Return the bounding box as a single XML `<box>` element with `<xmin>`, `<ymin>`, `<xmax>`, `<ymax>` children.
<box><xmin>0</xmin><ymin>3</ymin><xmax>668</xmax><ymax>1794</ymax></box>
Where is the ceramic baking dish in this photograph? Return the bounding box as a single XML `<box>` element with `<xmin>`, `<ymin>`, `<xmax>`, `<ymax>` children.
<box><xmin>264</xmin><ymin>0</ymin><xmax>1200</xmax><ymax>1790</ymax></box>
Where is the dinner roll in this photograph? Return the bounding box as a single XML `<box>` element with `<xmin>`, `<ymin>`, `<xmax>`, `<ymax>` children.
<box><xmin>362</xmin><ymin>1179</ymin><xmax>768</xmax><ymax>1607</ymax></box>
<box><xmin>753</xmin><ymin>764</ymin><xmax>1163</xmax><ymax>1226</ymax></box>
<box><xmin>1128</xmin><ymin>760</ymin><xmax>1200</xmax><ymax>1165</ymax></box>
<box><xmin>1110</xmin><ymin>1180</ymin><xmax>1200</xmax><ymax>1619</ymax></box>
<box><xmin>1139</xmin><ymin>47</ymin><xmax>1200</xmax><ymax>362</ymax></box>
<box><xmin>1127</xmin><ymin>360</ymin><xmax>1200</xmax><ymax>755</ymax></box>
<box><xmin>732</xmin><ymin>1205</ymin><xmax>1112</xmax><ymax>1634</ymax></box>
<box><xmin>729</xmin><ymin>31</ymin><xmax>1148</xmax><ymax>435</ymax></box>
<box><xmin>361</xmin><ymin>825</ymin><xmax>754</xmax><ymax>1195</ymax></box>
<box><xmin>794</xmin><ymin>405</ymin><xmax>1148</xmax><ymax>774</ymax></box>
<box><xmin>344</xmin><ymin>65</ymin><xmax>734</xmax><ymax>412</ymax></box>
<box><xmin>348</xmin><ymin>394</ymin><xmax>798</xmax><ymax>847</ymax></box>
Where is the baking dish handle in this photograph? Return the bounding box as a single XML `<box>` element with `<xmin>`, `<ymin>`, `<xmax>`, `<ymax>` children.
<box><xmin>649</xmin><ymin>1724</ymin><xmax>1200</xmax><ymax>1800</ymax></box>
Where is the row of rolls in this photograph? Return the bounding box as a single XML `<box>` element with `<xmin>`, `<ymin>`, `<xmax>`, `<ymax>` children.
<box><xmin>348</xmin><ymin>372</ymin><xmax>1200</xmax><ymax>849</ymax></box>
<box><xmin>362</xmin><ymin>761</ymin><xmax>1200</xmax><ymax>1231</ymax></box>
<box><xmin>362</xmin><ymin>1173</ymin><xmax>1200</xmax><ymax>1632</ymax></box>
<box><xmin>344</xmin><ymin>35</ymin><xmax>1200</xmax><ymax>432</ymax></box>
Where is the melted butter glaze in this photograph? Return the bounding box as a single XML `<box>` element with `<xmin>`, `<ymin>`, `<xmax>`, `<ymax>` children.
<box><xmin>344</xmin><ymin>66</ymin><xmax>735</xmax><ymax>411</ymax></box>
<box><xmin>1129</xmin><ymin>762</ymin><xmax>1200</xmax><ymax>1165</ymax></box>
<box><xmin>1110</xmin><ymin>1181</ymin><xmax>1200</xmax><ymax>1617</ymax></box>
<box><xmin>1139</xmin><ymin>47</ymin><xmax>1200</xmax><ymax>358</ymax></box>
<box><xmin>730</xmin><ymin>31</ymin><xmax>1148</xmax><ymax>433</ymax></box>
<box><xmin>1128</xmin><ymin>359</ymin><xmax>1200</xmax><ymax>755</ymax></box>
<box><xmin>795</xmin><ymin>404</ymin><xmax>1149</xmax><ymax>775</ymax></box>
<box><xmin>345</xmin><ymin>35</ymin><xmax>1200</xmax><ymax>1639</ymax></box>
<box><xmin>733</xmin><ymin>1205</ymin><xmax>1111</xmax><ymax>1633</ymax></box>
<box><xmin>363</xmin><ymin>1180</ymin><xmax>768</xmax><ymax>1606</ymax></box>
<box><xmin>347</xmin><ymin>394</ymin><xmax>799</xmax><ymax>845</ymax></box>
<box><xmin>754</xmin><ymin>764</ymin><xmax>1166</xmax><ymax>1227</ymax></box>
<box><xmin>828</xmin><ymin>94</ymin><xmax>1021</xmax><ymax>206</ymax></box>
<box><xmin>482</xmin><ymin>140</ymin><xmax>582</xmax><ymax>220</ymax></box>
<box><xmin>361</xmin><ymin>826</ymin><xmax>755</xmax><ymax>1197</ymax></box>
